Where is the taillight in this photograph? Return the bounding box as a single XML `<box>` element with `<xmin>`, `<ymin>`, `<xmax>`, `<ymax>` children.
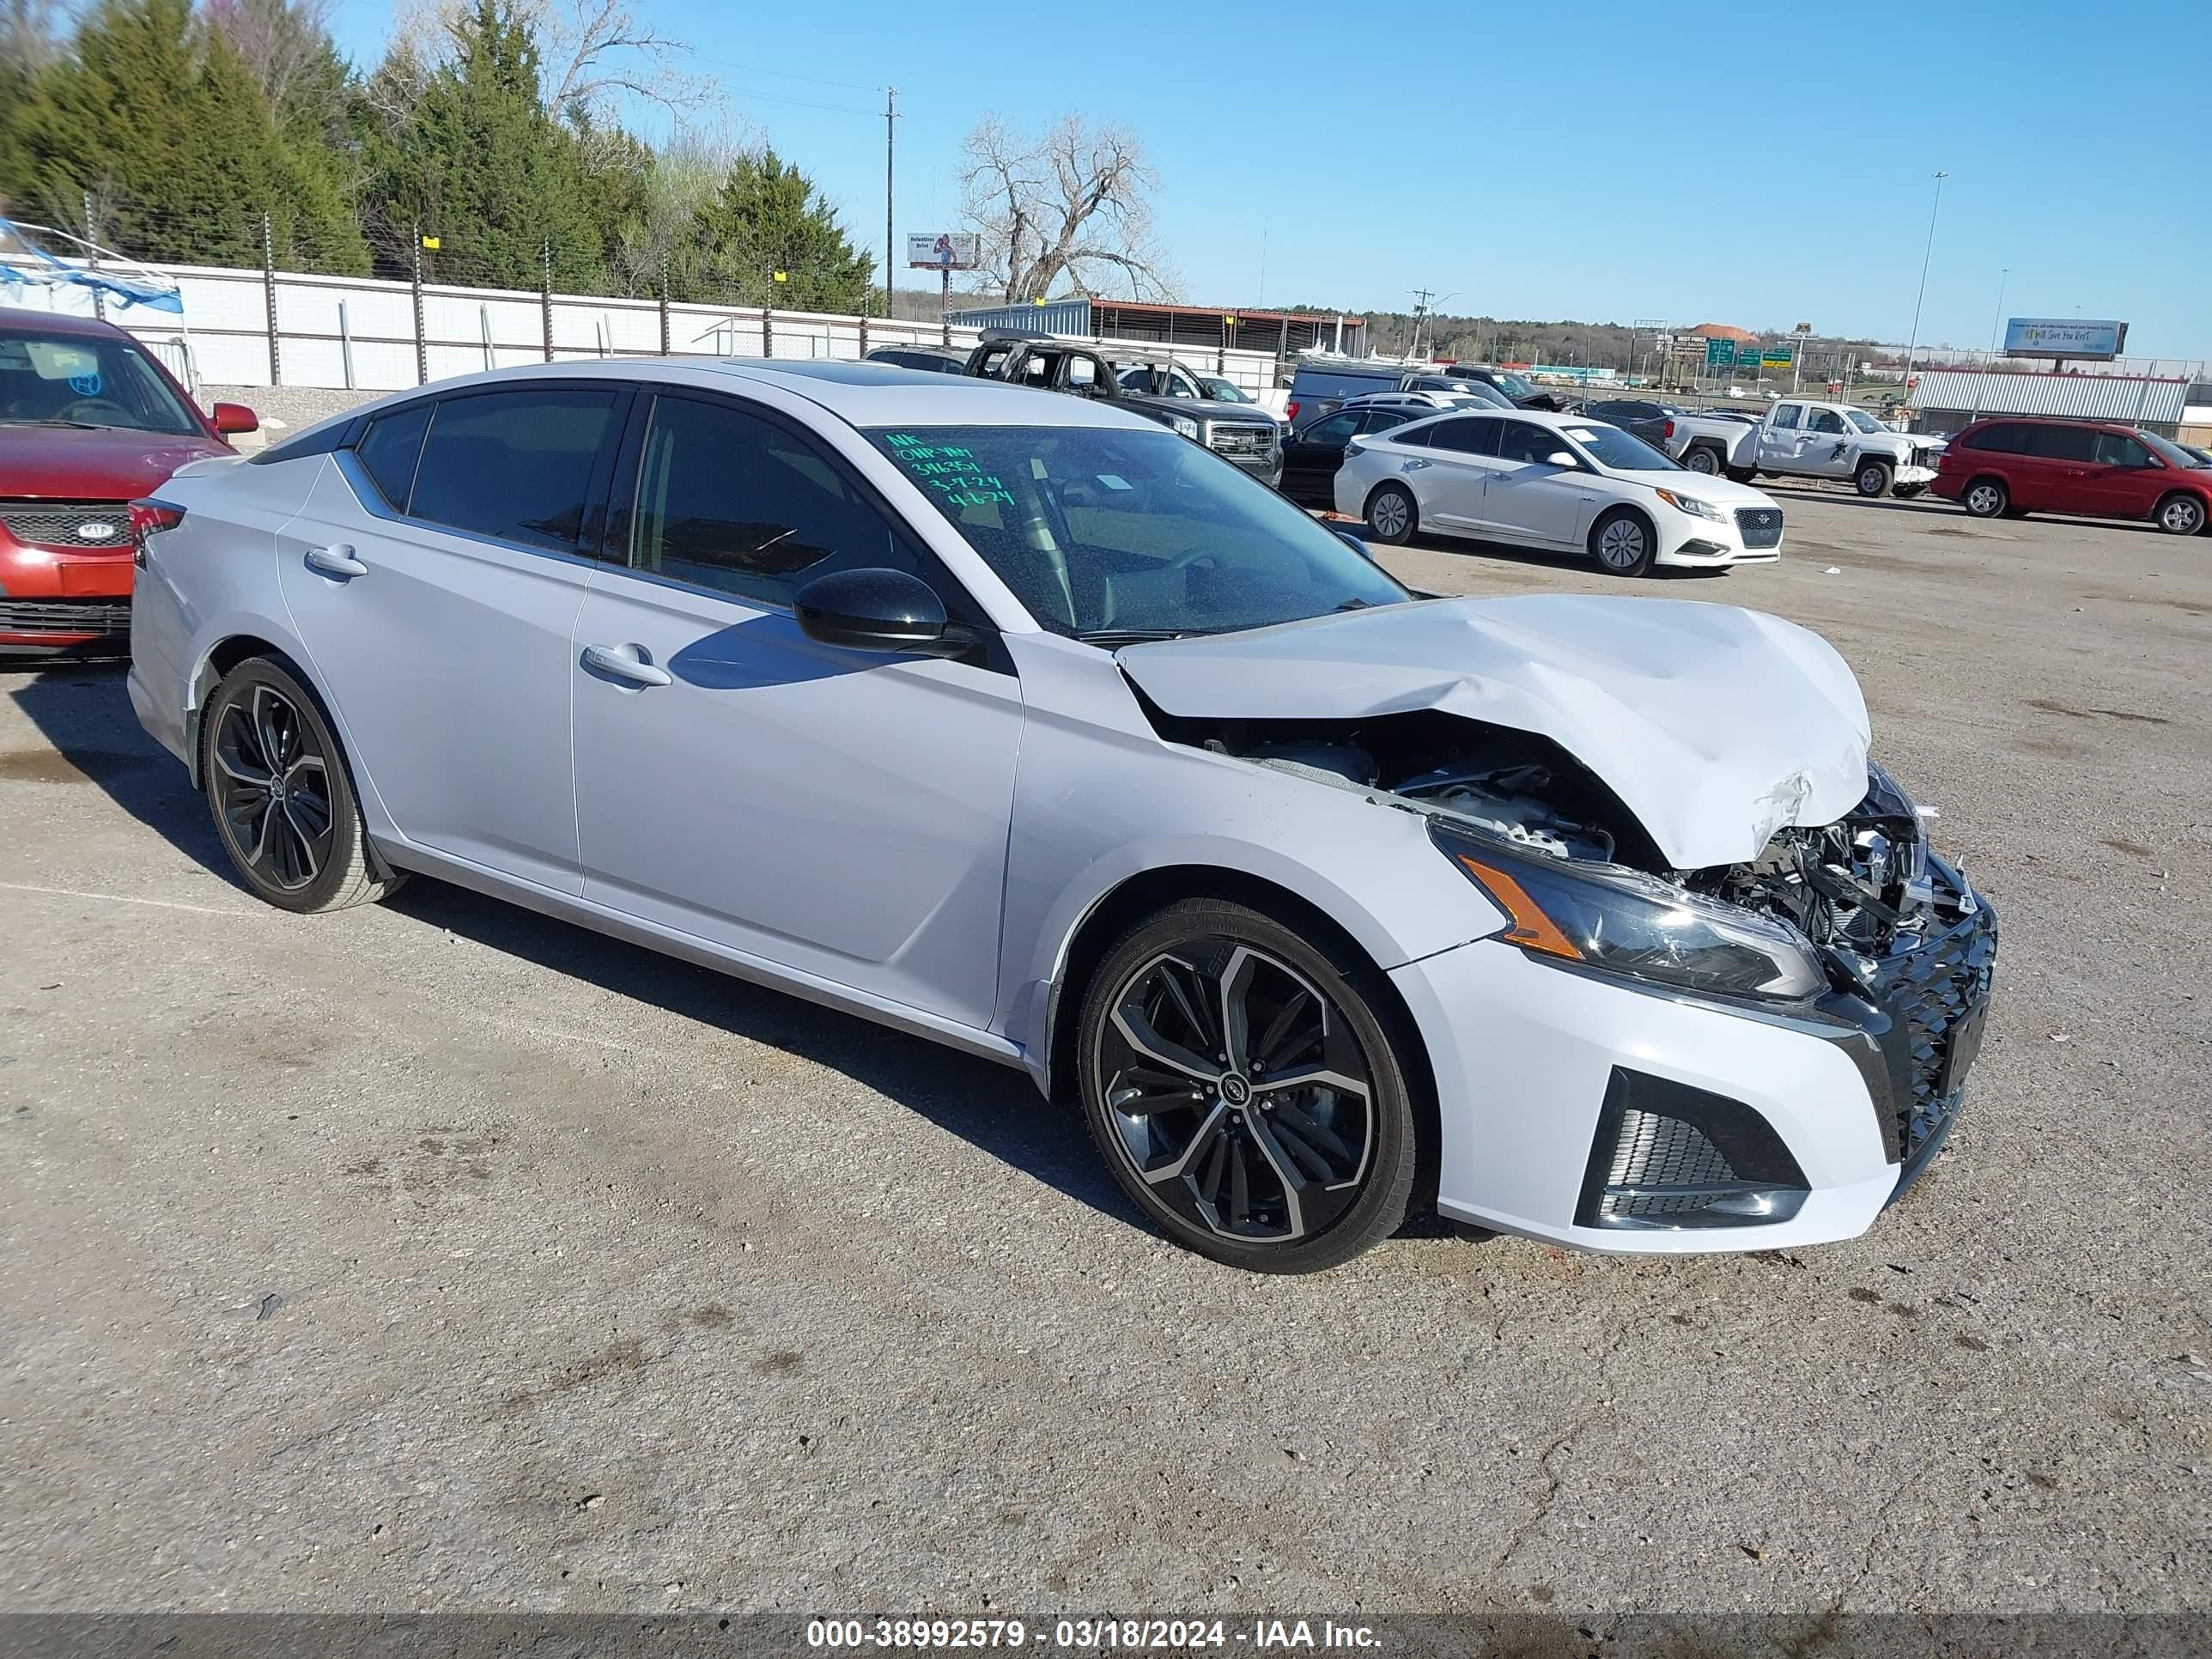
<box><xmin>129</xmin><ymin>500</ymin><xmax>185</xmax><ymax>541</ymax></box>
<box><xmin>1662</xmin><ymin>418</ymin><xmax>1674</xmax><ymax>440</ymax></box>
<box><xmin>129</xmin><ymin>500</ymin><xmax>184</xmax><ymax>568</ymax></box>
<box><xmin>1285</xmin><ymin>401</ymin><xmax>1300</xmax><ymax>421</ymax></box>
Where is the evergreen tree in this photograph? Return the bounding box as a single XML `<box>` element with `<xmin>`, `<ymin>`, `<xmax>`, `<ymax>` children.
<box><xmin>362</xmin><ymin>0</ymin><xmax>602</xmax><ymax>290</ymax></box>
<box><xmin>695</xmin><ymin>149</ymin><xmax>875</xmax><ymax>313</ymax></box>
<box><xmin>9</xmin><ymin>0</ymin><xmax>365</xmax><ymax>272</ymax></box>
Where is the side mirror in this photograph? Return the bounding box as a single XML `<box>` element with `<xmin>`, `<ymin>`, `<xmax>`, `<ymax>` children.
<box><xmin>1545</xmin><ymin>451</ymin><xmax>1578</xmax><ymax>468</ymax></box>
<box><xmin>795</xmin><ymin>567</ymin><xmax>968</xmax><ymax>657</ymax></box>
<box><xmin>211</xmin><ymin>402</ymin><xmax>259</xmax><ymax>435</ymax></box>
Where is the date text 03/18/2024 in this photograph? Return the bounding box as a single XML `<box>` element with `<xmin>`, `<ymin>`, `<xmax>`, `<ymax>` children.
<box><xmin>805</xmin><ymin>1618</ymin><xmax>1381</xmax><ymax>1650</ymax></box>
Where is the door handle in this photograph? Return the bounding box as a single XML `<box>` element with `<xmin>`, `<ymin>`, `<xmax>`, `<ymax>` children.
<box><xmin>581</xmin><ymin>642</ymin><xmax>673</xmax><ymax>687</ymax></box>
<box><xmin>305</xmin><ymin>545</ymin><xmax>367</xmax><ymax>579</ymax></box>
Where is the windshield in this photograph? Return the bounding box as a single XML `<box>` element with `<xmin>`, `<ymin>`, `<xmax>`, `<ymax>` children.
<box><xmin>2142</xmin><ymin>431</ymin><xmax>2207</xmax><ymax>468</ymax></box>
<box><xmin>1844</xmin><ymin>409</ymin><xmax>1885</xmax><ymax>434</ymax></box>
<box><xmin>1493</xmin><ymin>372</ymin><xmax>1539</xmax><ymax>400</ymax></box>
<box><xmin>0</xmin><ymin>327</ymin><xmax>200</xmax><ymax>435</ymax></box>
<box><xmin>1455</xmin><ymin>380</ymin><xmax>1513</xmax><ymax>409</ymax></box>
<box><xmin>867</xmin><ymin>425</ymin><xmax>1409</xmax><ymax>641</ymax></box>
<box><xmin>1560</xmin><ymin>423</ymin><xmax>1680</xmax><ymax>471</ymax></box>
<box><xmin>1200</xmin><ymin>377</ymin><xmax>1254</xmax><ymax>404</ymax></box>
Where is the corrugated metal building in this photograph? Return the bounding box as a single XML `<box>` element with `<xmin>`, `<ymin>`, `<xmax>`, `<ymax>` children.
<box><xmin>946</xmin><ymin>297</ymin><xmax>1364</xmax><ymax>360</ymax></box>
<box><xmin>1909</xmin><ymin>370</ymin><xmax>2191</xmax><ymax>438</ymax></box>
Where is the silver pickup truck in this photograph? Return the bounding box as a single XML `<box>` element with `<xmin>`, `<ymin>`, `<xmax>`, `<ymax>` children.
<box><xmin>1666</xmin><ymin>399</ymin><xmax>1942</xmax><ymax>498</ymax></box>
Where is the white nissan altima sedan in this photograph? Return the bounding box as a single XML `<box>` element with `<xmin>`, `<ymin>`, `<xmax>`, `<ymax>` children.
<box><xmin>126</xmin><ymin>359</ymin><xmax>1993</xmax><ymax>1274</ymax></box>
<box><xmin>1334</xmin><ymin>406</ymin><xmax>1787</xmax><ymax>575</ymax></box>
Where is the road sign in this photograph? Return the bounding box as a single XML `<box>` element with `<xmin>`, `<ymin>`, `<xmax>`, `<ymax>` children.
<box><xmin>1704</xmin><ymin>338</ymin><xmax>1736</xmax><ymax>369</ymax></box>
<box><xmin>1761</xmin><ymin>349</ymin><xmax>1793</xmax><ymax>368</ymax></box>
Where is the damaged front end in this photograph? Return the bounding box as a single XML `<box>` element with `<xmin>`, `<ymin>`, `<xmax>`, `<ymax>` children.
<box><xmin>1173</xmin><ymin>709</ymin><xmax>1999</xmax><ymax>1213</ymax></box>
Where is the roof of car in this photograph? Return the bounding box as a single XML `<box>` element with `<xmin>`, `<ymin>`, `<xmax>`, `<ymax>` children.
<box><xmin>0</xmin><ymin>304</ymin><xmax>134</xmax><ymax>340</ymax></box>
<box><xmin>335</xmin><ymin>356</ymin><xmax>1164</xmax><ymax>433</ymax></box>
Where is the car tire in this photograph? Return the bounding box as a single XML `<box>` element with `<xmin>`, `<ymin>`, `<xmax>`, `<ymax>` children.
<box><xmin>1856</xmin><ymin>459</ymin><xmax>1893</xmax><ymax>498</ymax></box>
<box><xmin>1961</xmin><ymin>477</ymin><xmax>2008</xmax><ymax>519</ymax></box>
<box><xmin>2154</xmin><ymin>492</ymin><xmax>2208</xmax><ymax>537</ymax></box>
<box><xmin>1076</xmin><ymin>898</ymin><xmax>1419</xmax><ymax>1275</ymax></box>
<box><xmin>1893</xmin><ymin>484</ymin><xmax>1925</xmax><ymax>499</ymax></box>
<box><xmin>202</xmin><ymin>655</ymin><xmax>404</xmax><ymax>915</ymax></box>
<box><xmin>1589</xmin><ymin>507</ymin><xmax>1658</xmax><ymax>578</ymax></box>
<box><xmin>1364</xmin><ymin>483</ymin><xmax>1418</xmax><ymax>546</ymax></box>
<box><xmin>1682</xmin><ymin>446</ymin><xmax>1722</xmax><ymax>477</ymax></box>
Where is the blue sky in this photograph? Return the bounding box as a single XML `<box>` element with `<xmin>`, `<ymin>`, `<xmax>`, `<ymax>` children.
<box><xmin>328</xmin><ymin>0</ymin><xmax>2212</xmax><ymax>359</ymax></box>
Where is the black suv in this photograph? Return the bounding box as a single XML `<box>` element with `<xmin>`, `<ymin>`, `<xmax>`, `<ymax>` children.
<box><xmin>964</xmin><ymin>331</ymin><xmax>1281</xmax><ymax>487</ymax></box>
<box><xmin>1442</xmin><ymin>364</ymin><xmax>1574</xmax><ymax>411</ymax></box>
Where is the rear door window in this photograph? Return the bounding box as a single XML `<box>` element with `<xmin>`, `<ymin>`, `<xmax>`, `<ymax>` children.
<box><xmin>1966</xmin><ymin>422</ymin><xmax>2028</xmax><ymax>453</ymax></box>
<box><xmin>1770</xmin><ymin>405</ymin><xmax>1802</xmax><ymax>430</ymax></box>
<box><xmin>2026</xmin><ymin>423</ymin><xmax>2095</xmax><ymax>462</ymax></box>
<box><xmin>1429</xmin><ymin>417</ymin><xmax>1504</xmax><ymax>456</ymax></box>
<box><xmin>407</xmin><ymin>389</ymin><xmax>617</xmax><ymax>553</ymax></box>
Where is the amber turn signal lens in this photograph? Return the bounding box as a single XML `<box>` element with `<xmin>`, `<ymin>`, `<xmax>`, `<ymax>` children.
<box><xmin>1454</xmin><ymin>854</ymin><xmax>1585</xmax><ymax>962</ymax></box>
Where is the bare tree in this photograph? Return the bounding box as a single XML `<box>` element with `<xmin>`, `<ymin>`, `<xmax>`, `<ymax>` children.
<box><xmin>959</xmin><ymin>113</ymin><xmax>1176</xmax><ymax>303</ymax></box>
<box><xmin>605</xmin><ymin>124</ymin><xmax>753</xmax><ymax>297</ymax></box>
<box><xmin>1</xmin><ymin>0</ymin><xmax>64</xmax><ymax>71</ymax></box>
<box><xmin>520</xmin><ymin>0</ymin><xmax>708</xmax><ymax>122</ymax></box>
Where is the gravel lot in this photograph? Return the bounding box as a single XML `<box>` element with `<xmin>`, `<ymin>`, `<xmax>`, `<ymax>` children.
<box><xmin>2</xmin><ymin>484</ymin><xmax>2207</xmax><ymax>1617</ymax></box>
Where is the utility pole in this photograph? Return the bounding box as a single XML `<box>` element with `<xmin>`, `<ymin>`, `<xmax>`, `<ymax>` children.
<box><xmin>1407</xmin><ymin>287</ymin><xmax>1435</xmax><ymax>360</ymax></box>
<box><xmin>884</xmin><ymin>87</ymin><xmax>897</xmax><ymax>325</ymax></box>
<box><xmin>1898</xmin><ymin>169</ymin><xmax>1948</xmax><ymax>406</ymax></box>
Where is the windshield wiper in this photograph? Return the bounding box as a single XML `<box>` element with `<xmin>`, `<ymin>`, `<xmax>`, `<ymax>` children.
<box><xmin>1</xmin><ymin>417</ymin><xmax>104</xmax><ymax>430</ymax></box>
<box><xmin>1077</xmin><ymin>627</ymin><xmax>1191</xmax><ymax>646</ymax></box>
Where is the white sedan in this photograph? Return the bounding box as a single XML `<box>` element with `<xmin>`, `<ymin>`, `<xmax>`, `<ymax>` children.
<box><xmin>1336</xmin><ymin>407</ymin><xmax>1786</xmax><ymax>576</ymax></box>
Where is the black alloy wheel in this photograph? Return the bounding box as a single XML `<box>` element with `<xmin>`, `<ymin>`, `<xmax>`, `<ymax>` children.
<box><xmin>203</xmin><ymin>657</ymin><xmax>401</xmax><ymax>913</ymax></box>
<box><xmin>1079</xmin><ymin>901</ymin><xmax>1417</xmax><ymax>1273</ymax></box>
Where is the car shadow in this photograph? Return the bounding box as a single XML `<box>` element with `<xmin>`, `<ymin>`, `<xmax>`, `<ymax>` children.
<box><xmin>3</xmin><ymin>660</ymin><xmax>243</xmax><ymax>885</ymax></box>
<box><xmin>380</xmin><ymin>875</ymin><xmax>1148</xmax><ymax>1233</ymax></box>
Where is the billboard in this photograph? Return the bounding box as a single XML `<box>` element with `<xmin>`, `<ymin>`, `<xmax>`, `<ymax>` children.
<box><xmin>2002</xmin><ymin>318</ymin><xmax>2127</xmax><ymax>360</ymax></box>
<box><xmin>907</xmin><ymin>232</ymin><xmax>980</xmax><ymax>271</ymax></box>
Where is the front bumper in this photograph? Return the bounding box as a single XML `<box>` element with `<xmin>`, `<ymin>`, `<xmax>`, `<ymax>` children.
<box><xmin>1895</xmin><ymin>464</ymin><xmax>1939</xmax><ymax>487</ymax></box>
<box><xmin>0</xmin><ymin>538</ymin><xmax>136</xmax><ymax>653</ymax></box>
<box><xmin>1391</xmin><ymin>868</ymin><xmax>1997</xmax><ymax>1253</ymax></box>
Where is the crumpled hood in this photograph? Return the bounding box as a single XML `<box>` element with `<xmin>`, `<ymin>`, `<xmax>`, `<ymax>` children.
<box><xmin>1118</xmin><ymin>594</ymin><xmax>1871</xmax><ymax>870</ymax></box>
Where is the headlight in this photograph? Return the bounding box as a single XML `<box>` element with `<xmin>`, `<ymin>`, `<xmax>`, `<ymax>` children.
<box><xmin>1432</xmin><ymin>823</ymin><xmax>1825</xmax><ymax>1001</ymax></box>
<box><xmin>1169</xmin><ymin>415</ymin><xmax>1201</xmax><ymax>441</ymax></box>
<box><xmin>1653</xmin><ymin>487</ymin><xmax>1727</xmax><ymax>523</ymax></box>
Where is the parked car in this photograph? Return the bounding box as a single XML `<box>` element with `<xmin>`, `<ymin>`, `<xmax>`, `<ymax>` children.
<box><xmin>130</xmin><ymin>358</ymin><xmax>1994</xmax><ymax>1272</ymax></box>
<box><xmin>967</xmin><ymin>332</ymin><xmax>1280</xmax><ymax>486</ymax></box>
<box><xmin>1577</xmin><ymin>398</ymin><xmax>1681</xmax><ymax>448</ymax></box>
<box><xmin>1285</xmin><ymin>356</ymin><xmax>1512</xmax><ymax>424</ymax></box>
<box><xmin>1279</xmin><ymin>402</ymin><xmax>1420</xmax><ymax>507</ymax></box>
<box><xmin>861</xmin><ymin>343</ymin><xmax>969</xmax><ymax>374</ymax></box>
<box><xmin>1664</xmin><ymin>398</ymin><xmax>1940</xmax><ymax>497</ymax></box>
<box><xmin>1114</xmin><ymin>358</ymin><xmax>1283</xmax><ymax>425</ymax></box>
<box><xmin>1335</xmin><ymin>407</ymin><xmax>1787</xmax><ymax>576</ymax></box>
<box><xmin>1440</xmin><ymin>364</ymin><xmax>1573</xmax><ymax>412</ymax></box>
<box><xmin>1931</xmin><ymin>417</ymin><xmax>2212</xmax><ymax>534</ymax></box>
<box><xmin>0</xmin><ymin>305</ymin><xmax>256</xmax><ymax>656</ymax></box>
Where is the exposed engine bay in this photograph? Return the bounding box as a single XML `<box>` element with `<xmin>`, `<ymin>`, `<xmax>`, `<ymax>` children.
<box><xmin>1164</xmin><ymin>707</ymin><xmax>1942</xmax><ymax>960</ymax></box>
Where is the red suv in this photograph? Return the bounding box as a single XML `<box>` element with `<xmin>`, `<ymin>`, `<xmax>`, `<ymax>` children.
<box><xmin>1933</xmin><ymin>416</ymin><xmax>2212</xmax><ymax>535</ymax></box>
<box><xmin>1</xmin><ymin>307</ymin><xmax>258</xmax><ymax>657</ymax></box>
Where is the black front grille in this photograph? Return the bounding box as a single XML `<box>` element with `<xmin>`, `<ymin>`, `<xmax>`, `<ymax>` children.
<box><xmin>0</xmin><ymin>599</ymin><xmax>131</xmax><ymax>634</ymax></box>
<box><xmin>0</xmin><ymin>501</ymin><xmax>132</xmax><ymax>550</ymax></box>
<box><xmin>1599</xmin><ymin>1109</ymin><xmax>1737</xmax><ymax>1219</ymax></box>
<box><xmin>1735</xmin><ymin>507</ymin><xmax>1784</xmax><ymax>549</ymax></box>
<box><xmin>1871</xmin><ymin>903</ymin><xmax>1998</xmax><ymax>1159</ymax></box>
